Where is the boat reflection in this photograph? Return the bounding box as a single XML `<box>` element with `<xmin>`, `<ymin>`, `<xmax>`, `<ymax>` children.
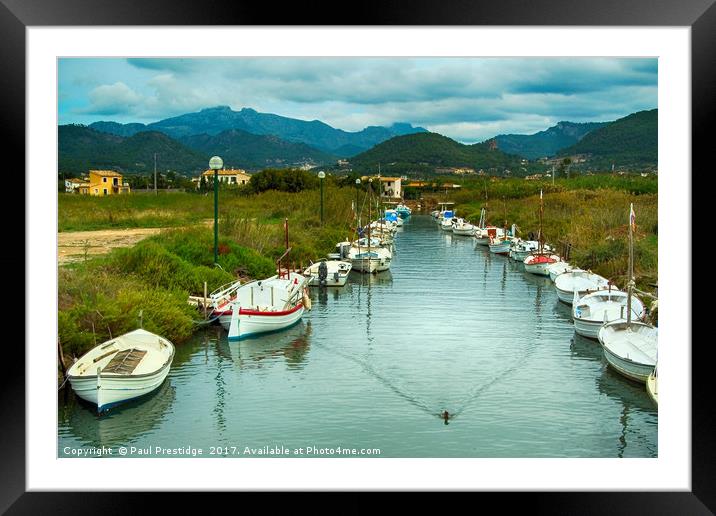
<box><xmin>58</xmin><ymin>379</ymin><xmax>176</xmax><ymax>449</ymax></box>
<box><xmin>569</xmin><ymin>332</ymin><xmax>604</xmax><ymax>363</ymax></box>
<box><xmin>597</xmin><ymin>362</ymin><xmax>657</xmax><ymax>458</ymax></box>
<box><xmin>228</xmin><ymin>321</ymin><xmax>313</xmax><ymax>370</ymax></box>
<box><xmin>350</xmin><ymin>269</ymin><xmax>394</xmax><ymax>286</ymax></box>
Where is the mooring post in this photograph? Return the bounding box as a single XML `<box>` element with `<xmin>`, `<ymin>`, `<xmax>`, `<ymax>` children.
<box><xmin>203</xmin><ymin>281</ymin><xmax>208</xmax><ymax>319</ymax></box>
<box><xmin>58</xmin><ymin>337</ymin><xmax>67</xmax><ymax>376</ymax></box>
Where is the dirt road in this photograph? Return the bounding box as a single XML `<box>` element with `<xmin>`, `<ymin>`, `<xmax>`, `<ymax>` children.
<box><xmin>57</xmin><ymin>228</ymin><xmax>163</xmax><ymax>265</ymax></box>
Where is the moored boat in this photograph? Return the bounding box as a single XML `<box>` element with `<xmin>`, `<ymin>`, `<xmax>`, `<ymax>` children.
<box><xmin>597</xmin><ymin>204</ymin><xmax>658</xmax><ymax>384</ymax></box>
<box><xmin>488</xmin><ymin>235</ymin><xmax>513</xmax><ymax>255</ymax></box>
<box><xmin>554</xmin><ymin>270</ymin><xmax>610</xmax><ymax>304</ymax></box>
<box><xmin>548</xmin><ymin>261</ymin><xmax>573</xmax><ymax>282</ymax></box>
<box><xmin>452</xmin><ymin>218</ymin><xmax>476</xmax><ymax>236</ymax></box>
<box><xmin>523</xmin><ymin>190</ymin><xmax>560</xmax><ymax>276</ymax></box>
<box><xmin>572</xmin><ymin>288</ymin><xmax>645</xmax><ymax>339</ymax></box>
<box><xmin>303</xmin><ymin>259</ymin><xmax>352</xmax><ymax>287</ymax></box>
<box><xmin>67</xmin><ymin>328</ymin><xmax>175</xmax><ymax>413</ymax></box>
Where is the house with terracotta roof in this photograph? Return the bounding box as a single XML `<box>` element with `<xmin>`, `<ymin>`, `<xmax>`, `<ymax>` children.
<box><xmin>199</xmin><ymin>168</ymin><xmax>251</xmax><ymax>187</ymax></box>
<box><xmin>86</xmin><ymin>170</ymin><xmax>131</xmax><ymax>196</ymax></box>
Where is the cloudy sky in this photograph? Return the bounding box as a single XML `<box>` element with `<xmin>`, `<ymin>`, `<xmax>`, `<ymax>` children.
<box><xmin>58</xmin><ymin>57</ymin><xmax>657</xmax><ymax>143</ymax></box>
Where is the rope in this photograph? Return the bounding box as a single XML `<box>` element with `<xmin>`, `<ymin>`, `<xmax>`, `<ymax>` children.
<box><xmin>58</xmin><ymin>375</ymin><xmax>70</xmax><ymax>391</ymax></box>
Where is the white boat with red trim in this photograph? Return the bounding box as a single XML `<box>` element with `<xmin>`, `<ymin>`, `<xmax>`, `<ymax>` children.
<box><xmin>524</xmin><ymin>253</ymin><xmax>561</xmax><ymax>276</ymax></box>
<box><xmin>219</xmin><ymin>272</ymin><xmax>309</xmax><ymax>340</ymax></box>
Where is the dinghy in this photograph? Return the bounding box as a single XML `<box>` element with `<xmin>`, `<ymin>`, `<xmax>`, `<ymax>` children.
<box><xmin>554</xmin><ymin>270</ymin><xmax>610</xmax><ymax>305</ymax></box>
<box><xmin>303</xmin><ymin>259</ymin><xmax>352</xmax><ymax>287</ymax></box>
<box><xmin>67</xmin><ymin>328</ymin><xmax>175</xmax><ymax>413</ymax></box>
<box><xmin>597</xmin><ymin>204</ymin><xmax>657</xmax><ymax>384</ymax></box>
<box><xmin>572</xmin><ymin>288</ymin><xmax>645</xmax><ymax>339</ymax></box>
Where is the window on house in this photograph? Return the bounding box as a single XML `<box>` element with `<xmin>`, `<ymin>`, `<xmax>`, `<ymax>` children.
<box><xmin>103</xmin><ymin>189</ymin><xmax>108</xmax><ymax>195</ymax></box>
<box><xmin>103</xmin><ymin>177</ymin><xmax>107</xmax><ymax>183</ymax></box>
<box><xmin>113</xmin><ymin>177</ymin><xmax>118</xmax><ymax>185</ymax></box>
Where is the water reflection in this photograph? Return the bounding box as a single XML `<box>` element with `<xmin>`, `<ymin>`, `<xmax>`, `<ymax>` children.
<box><xmin>58</xmin><ymin>379</ymin><xmax>176</xmax><ymax>449</ymax></box>
<box><xmin>229</xmin><ymin>321</ymin><xmax>312</xmax><ymax>370</ymax></box>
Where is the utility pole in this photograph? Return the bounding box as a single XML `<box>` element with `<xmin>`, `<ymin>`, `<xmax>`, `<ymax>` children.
<box><xmin>154</xmin><ymin>153</ymin><xmax>158</xmax><ymax>195</ymax></box>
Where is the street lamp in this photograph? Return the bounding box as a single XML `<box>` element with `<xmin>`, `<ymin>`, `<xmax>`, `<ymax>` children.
<box><xmin>318</xmin><ymin>171</ymin><xmax>325</xmax><ymax>225</ymax></box>
<box><xmin>209</xmin><ymin>155</ymin><xmax>223</xmax><ymax>265</ymax></box>
<box><xmin>355</xmin><ymin>178</ymin><xmax>361</xmax><ymax>222</ymax></box>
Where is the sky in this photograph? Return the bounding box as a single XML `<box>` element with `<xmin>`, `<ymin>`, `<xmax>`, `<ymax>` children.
<box><xmin>58</xmin><ymin>57</ymin><xmax>657</xmax><ymax>143</ymax></box>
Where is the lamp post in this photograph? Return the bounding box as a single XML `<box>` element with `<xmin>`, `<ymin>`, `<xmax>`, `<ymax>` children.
<box><xmin>209</xmin><ymin>155</ymin><xmax>223</xmax><ymax>265</ymax></box>
<box><xmin>355</xmin><ymin>178</ymin><xmax>361</xmax><ymax>225</ymax></box>
<box><xmin>318</xmin><ymin>171</ymin><xmax>325</xmax><ymax>225</ymax></box>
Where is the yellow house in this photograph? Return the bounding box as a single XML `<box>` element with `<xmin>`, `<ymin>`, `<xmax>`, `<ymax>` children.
<box><xmin>87</xmin><ymin>170</ymin><xmax>131</xmax><ymax>196</ymax></box>
<box><xmin>200</xmin><ymin>168</ymin><xmax>251</xmax><ymax>187</ymax></box>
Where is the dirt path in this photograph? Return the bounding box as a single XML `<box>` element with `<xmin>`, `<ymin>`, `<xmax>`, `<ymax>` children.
<box><xmin>57</xmin><ymin>228</ymin><xmax>163</xmax><ymax>265</ymax></box>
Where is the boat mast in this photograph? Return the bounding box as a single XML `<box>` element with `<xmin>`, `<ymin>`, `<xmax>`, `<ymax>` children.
<box><xmin>627</xmin><ymin>203</ymin><xmax>634</xmax><ymax>326</ymax></box>
<box><xmin>538</xmin><ymin>189</ymin><xmax>544</xmax><ymax>254</ymax></box>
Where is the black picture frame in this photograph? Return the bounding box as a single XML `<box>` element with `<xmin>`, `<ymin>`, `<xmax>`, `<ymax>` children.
<box><xmin>5</xmin><ymin>0</ymin><xmax>706</xmax><ymax>512</ymax></box>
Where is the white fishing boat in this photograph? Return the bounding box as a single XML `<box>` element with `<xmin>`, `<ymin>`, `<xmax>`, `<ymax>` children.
<box><xmin>548</xmin><ymin>261</ymin><xmax>574</xmax><ymax>282</ymax></box>
<box><xmin>348</xmin><ymin>248</ymin><xmax>381</xmax><ymax>273</ymax></box>
<box><xmin>599</xmin><ymin>321</ymin><xmax>658</xmax><ymax>383</ymax></box>
<box><xmin>488</xmin><ymin>235</ymin><xmax>513</xmax><ymax>255</ymax></box>
<box><xmin>66</xmin><ymin>328</ymin><xmax>175</xmax><ymax>413</ymax></box>
<box><xmin>215</xmin><ymin>219</ymin><xmax>311</xmax><ymax>340</ymax></box>
<box><xmin>524</xmin><ymin>253</ymin><xmax>561</xmax><ymax>276</ymax></box>
<box><xmin>523</xmin><ymin>190</ymin><xmax>560</xmax><ymax>276</ymax></box>
<box><xmin>646</xmin><ymin>365</ymin><xmax>658</xmax><ymax>405</ymax></box>
<box><xmin>452</xmin><ymin>218</ymin><xmax>476</xmax><ymax>236</ymax></box>
<box><xmin>572</xmin><ymin>288</ymin><xmax>645</xmax><ymax>339</ymax></box>
<box><xmin>509</xmin><ymin>239</ymin><xmax>539</xmax><ymax>261</ymax></box>
<box><xmin>434</xmin><ymin>202</ymin><xmax>455</xmax><ymax>222</ymax></box>
<box><xmin>554</xmin><ymin>270</ymin><xmax>610</xmax><ymax>305</ymax></box>
<box><xmin>597</xmin><ymin>204</ymin><xmax>658</xmax><ymax>384</ymax></box>
<box><xmin>303</xmin><ymin>259</ymin><xmax>352</xmax><ymax>287</ymax></box>
<box><xmin>439</xmin><ymin>210</ymin><xmax>455</xmax><ymax>230</ymax></box>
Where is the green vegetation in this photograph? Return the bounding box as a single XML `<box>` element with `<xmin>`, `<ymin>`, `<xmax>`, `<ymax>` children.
<box><xmin>351</xmin><ymin>132</ymin><xmax>536</xmax><ymax>175</ymax></box>
<box><xmin>559</xmin><ymin>109</ymin><xmax>657</xmax><ymax>169</ymax></box>
<box><xmin>59</xmin><ymin>124</ymin><xmax>208</xmax><ymax>175</ymax></box>
<box><xmin>495</xmin><ymin>121</ymin><xmax>608</xmax><ymax>160</ymax></box>
<box><xmin>180</xmin><ymin>129</ymin><xmax>336</xmax><ymax>169</ymax></box>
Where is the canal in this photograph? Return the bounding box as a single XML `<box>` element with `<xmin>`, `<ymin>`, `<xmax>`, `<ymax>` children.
<box><xmin>58</xmin><ymin>215</ymin><xmax>657</xmax><ymax>458</ymax></box>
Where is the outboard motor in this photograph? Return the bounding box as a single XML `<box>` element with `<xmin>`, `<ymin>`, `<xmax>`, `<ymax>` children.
<box><xmin>318</xmin><ymin>260</ymin><xmax>328</xmax><ymax>287</ymax></box>
<box><xmin>333</xmin><ymin>271</ymin><xmax>340</xmax><ymax>283</ymax></box>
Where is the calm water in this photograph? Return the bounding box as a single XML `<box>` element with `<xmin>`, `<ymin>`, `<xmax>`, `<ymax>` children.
<box><xmin>58</xmin><ymin>215</ymin><xmax>657</xmax><ymax>458</ymax></box>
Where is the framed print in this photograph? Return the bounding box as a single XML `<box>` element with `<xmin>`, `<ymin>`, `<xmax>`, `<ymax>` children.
<box><xmin>5</xmin><ymin>0</ymin><xmax>709</xmax><ymax>511</ymax></box>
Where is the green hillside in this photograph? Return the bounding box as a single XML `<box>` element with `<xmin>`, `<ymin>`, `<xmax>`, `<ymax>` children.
<box><xmin>351</xmin><ymin>132</ymin><xmax>534</xmax><ymax>175</ymax></box>
<box><xmin>58</xmin><ymin>125</ymin><xmax>208</xmax><ymax>175</ymax></box>
<box><xmin>558</xmin><ymin>109</ymin><xmax>657</xmax><ymax>169</ymax></box>
<box><xmin>180</xmin><ymin>129</ymin><xmax>336</xmax><ymax>169</ymax></box>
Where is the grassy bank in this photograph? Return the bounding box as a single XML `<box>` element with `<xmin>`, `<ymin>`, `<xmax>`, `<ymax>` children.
<box><xmin>426</xmin><ymin>176</ymin><xmax>658</xmax><ymax>290</ymax></box>
<box><xmin>58</xmin><ymin>187</ymin><xmax>358</xmax><ymax>360</ymax></box>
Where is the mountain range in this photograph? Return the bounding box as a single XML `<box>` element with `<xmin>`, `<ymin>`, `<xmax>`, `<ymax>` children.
<box><xmin>494</xmin><ymin>121</ymin><xmax>608</xmax><ymax>160</ymax></box>
<box><xmin>89</xmin><ymin>106</ymin><xmax>427</xmax><ymax>156</ymax></box>
<box><xmin>60</xmin><ymin>106</ymin><xmax>657</xmax><ymax>177</ymax></box>
<box><xmin>558</xmin><ymin>109</ymin><xmax>657</xmax><ymax>169</ymax></box>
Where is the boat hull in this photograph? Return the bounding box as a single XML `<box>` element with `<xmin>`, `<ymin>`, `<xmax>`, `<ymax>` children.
<box><xmin>489</xmin><ymin>241</ymin><xmax>511</xmax><ymax>255</ymax></box>
<box><xmin>306</xmin><ymin>273</ymin><xmax>349</xmax><ymax>287</ymax></box>
<box><xmin>221</xmin><ymin>304</ymin><xmax>305</xmax><ymax>339</ymax></box>
<box><xmin>573</xmin><ymin>317</ymin><xmax>607</xmax><ymax>339</ymax></box>
<box><xmin>68</xmin><ymin>362</ymin><xmax>172</xmax><ymax>412</ymax></box>
<box><xmin>601</xmin><ymin>345</ymin><xmax>654</xmax><ymax>383</ymax></box>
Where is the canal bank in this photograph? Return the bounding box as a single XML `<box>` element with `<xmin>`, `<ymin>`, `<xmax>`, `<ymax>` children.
<box><xmin>59</xmin><ymin>215</ymin><xmax>657</xmax><ymax>458</ymax></box>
